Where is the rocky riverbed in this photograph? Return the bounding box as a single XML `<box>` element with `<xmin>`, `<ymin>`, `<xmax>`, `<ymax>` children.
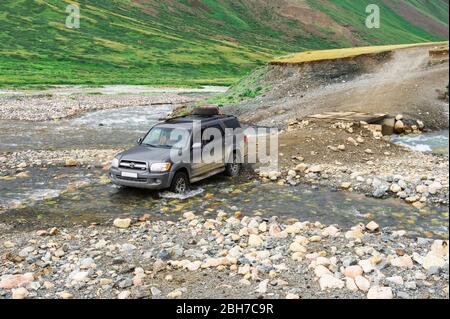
<box><xmin>261</xmin><ymin>119</ymin><xmax>449</xmax><ymax>210</ymax></box>
<box><xmin>0</xmin><ymin>213</ymin><xmax>448</xmax><ymax>299</ymax></box>
<box><xmin>0</xmin><ymin>92</ymin><xmax>196</xmax><ymax>121</ymax></box>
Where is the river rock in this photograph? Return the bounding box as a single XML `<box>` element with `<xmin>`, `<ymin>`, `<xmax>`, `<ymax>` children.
<box><xmin>390</xmin><ymin>255</ymin><xmax>413</xmax><ymax>268</ymax></box>
<box><xmin>167</xmin><ymin>289</ymin><xmax>183</xmax><ymax>299</ymax></box>
<box><xmin>390</xmin><ymin>183</ymin><xmax>402</xmax><ymax>193</ymax></box>
<box><xmin>0</xmin><ymin>273</ymin><xmax>34</xmax><ymax>289</ymax></box>
<box><xmin>308</xmin><ymin>165</ymin><xmax>322</xmax><ymax>173</ymax></box>
<box><xmin>365</xmin><ymin>221</ymin><xmax>380</xmax><ymax>232</ymax></box>
<box><xmin>431</xmin><ymin>240</ymin><xmax>449</xmax><ymax>257</ymax></box>
<box><xmin>314</xmin><ymin>265</ymin><xmax>332</xmax><ymax>278</ymax></box>
<box><xmin>183</xmin><ymin>212</ymin><xmax>196</xmax><ymax>220</ymax></box>
<box><xmin>248</xmin><ymin>234</ymin><xmax>263</xmax><ymax>247</ymax></box>
<box><xmin>344</xmin><ymin>265</ymin><xmax>363</xmax><ymax>279</ymax></box>
<box><xmin>346</xmin><ymin>277</ymin><xmax>358</xmax><ymax>291</ymax></box>
<box><xmin>394</xmin><ymin>120</ymin><xmax>405</xmax><ymax>133</ymax></box>
<box><xmin>341</xmin><ymin>182</ymin><xmax>352</xmax><ymax>190</ymax></box>
<box><xmin>256</xmin><ymin>279</ymin><xmax>269</xmax><ymax>294</ymax></box>
<box><xmin>416</xmin><ymin>185</ymin><xmax>428</xmax><ymax>194</ymax></box>
<box><xmin>428</xmin><ymin>182</ymin><xmax>443</xmax><ymax>194</ymax></box>
<box><xmin>355</xmin><ymin>276</ymin><xmax>371</xmax><ymax>292</ymax></box>
<box><xmin>113</xmin><ymin>218</ymin><xmax>131</xmax><ymax>229</ymax></box>
<box><xmin>422</xmin><ymin>252</ymin><xmax>446</xmax><ymax>271</ymax></box>
<box><xmin>319</xmin><ymin>274</ymin><xmax>344</xmax><ymax>290</ymax></box>
<box><xmin>386</xmin><ymin>276</ymin><xmax>404</xmax><ymax>285</ymax></box>
<box><xmin>367</xmin><ymin>286</ymin><xmax>393</xmax><ymax>299</ymax></box>
<box><xmin>12</xmin><ymin>287</ymin><xmax>29</xmax><ymax>299</ymax></box>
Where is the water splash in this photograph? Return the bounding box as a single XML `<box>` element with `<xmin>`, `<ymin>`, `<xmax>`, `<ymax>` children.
<box><xmin>159</xmin><ymin>188</ymin><xmax>205</xmax><ymax>200</ymax></box>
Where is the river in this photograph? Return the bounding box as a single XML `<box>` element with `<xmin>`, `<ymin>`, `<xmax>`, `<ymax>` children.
<box><xmin>0</xmin><ymin>105</ymin><xmax>448</xmax><ymax>238</ymax></box>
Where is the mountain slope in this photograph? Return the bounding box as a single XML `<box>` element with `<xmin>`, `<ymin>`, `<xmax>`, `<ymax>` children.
<box><xmin>0</xmin><ymin>0</ymin><xmax>448</xmax><ymax>87</ymax></box>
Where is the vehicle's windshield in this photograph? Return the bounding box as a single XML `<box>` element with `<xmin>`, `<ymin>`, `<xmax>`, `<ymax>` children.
<box><xmin>142</xmin><ymin>126</ymin><xmax>190</xmax><ymax>149</ymax></box>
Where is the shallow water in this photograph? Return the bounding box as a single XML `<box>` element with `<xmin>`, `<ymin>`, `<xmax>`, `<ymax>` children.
<box><xmin>0</xmin><ymin>167</ymin><xmax>447</xmax><ymax>238</ymax></box>
<box><xmin>0</xmin><ymin>104</ymin><xmax>172</xmax><ymax>152</ymax></box>
<box><xmin>391</xmin><ymin>130</ymin><xmax>449</xmax><ymax>153</ymax></box>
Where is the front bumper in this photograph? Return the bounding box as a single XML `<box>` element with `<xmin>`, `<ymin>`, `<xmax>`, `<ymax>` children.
<box><xmin>109</xmin><ymin>167</ymin><xmax>173</xmax><ymax>190</ymax></box>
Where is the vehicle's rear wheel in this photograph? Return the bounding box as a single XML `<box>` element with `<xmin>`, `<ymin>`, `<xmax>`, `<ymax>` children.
<box><xmin>225</xmin><ymin>153</ymin><xmax>241</xmax><ymax>177</ymax></box>
<box><xmin>170</xmin><ymin>171</ymin><xmax>190</xmax><ymax>193</ymax></box>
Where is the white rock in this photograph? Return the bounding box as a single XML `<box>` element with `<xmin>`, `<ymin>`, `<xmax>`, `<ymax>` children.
<box><xmin>367</xmin><ymin>286</ymin><xmax>393</xmax><ymax>299</ymax></box>
<box><xmin>390</xmin><ymin>255</ymin><xmax>413</xmax><ymax>268</ymax></box>
<box><xmin>319</xmin><ymin>274</ymin><xmax>344</xmax><ymax>290</ymax></box>
<box><xmin>345</xmin><ymin>277</ymin><xmax>358</xmax><ymax>291</ymax></box>
<box><xmin>422</xmin><ymin>252</ymin><xmax>446</xmax><ymax>271</ymax></box>
<box><xmin>355</xmin><ymin>276</ymin><xmax>371</xmax><ymax>292</ymax></box>
<box><xmin>416</xmin><ymin>185</ymin><xmax>428</xmax><ymax>194</ymax></box>
<box><xmin>314</xmin><ymin>265</ymin><xmax>332</xmax><ymax>277</ymax></box>
<box><xmin>358</xmin><ymin>259</ymin><xmax>375</xmax><ymax>273</ymax></box>
<box><xmin>344</xmin><ymin>265</ymin><xmax>363</xmax><ymax>279</ymax></box>
<box><xmin>113</xmin><ymin>218</ymin><xmax>131</xmax><ymax>229</ymax></box>
<box><xmin>248</xmin><ymin>234</ymin><xmax>263</xmax><ymax>247</ymax></box>
<box><xmin>289</xmin><ymin>242</ymin><xmax>306</xmax><ymax>253</ymax></box>
<box><xmin>365</xmin><ymin>221</ymin><xmax>380</xmax><ymax>232</ymax></box>
<box><xmin>286</xmin><ymin>293</ymin><xmax>300</xmax><ymax>299</ymax></box>
<box><xmin>256</xmin><ymin>279</ymin><xmax>269</xmax><ymax>294</ymax></box>
<box><xmin>428</xmin><ymin>182</ymin><xmax>443</xmax><ymax>195</ymax></box>
<box><xmin>322</xmin><ymin>225</ymin><xmax>339</xmax><ymax>237</ymax></box>
<box><xmin>430</xmin><ymin>240</ymin><xmax>449</xmax><ymax>257</ymax></box>
<box><xmin>118</xmin><ymin>291</ymin><xmax>131</xmax><ymax>299</ymax></box>
<box><xmin>183</xmin><ymin>212</ymin><xmax>196</xmax><ymax>220</ymax></box>
<box><xmin>386</xmin><ymin>276</ymin><xmax>404</xmax><ymax>285</ymax></box>
<box><xmin>390</xmin><ymin>184</ymin><xmax>402</xmax><ymax>193</ymax></box>
<box><xmin>167</xmin><ymin>290</ymin><xmax>183</xmax><ymax>299</ymax></box>
<box><xmin>12</xmin><ymin>287</ymin><xmax>29</xmax><ymax>299</ymax></box>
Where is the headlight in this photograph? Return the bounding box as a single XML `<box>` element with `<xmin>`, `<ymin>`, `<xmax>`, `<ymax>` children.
<box><xmin>150</xmin><ymin>162</ymin><xmax>171</xmax><ymax>172</ymax></box>
<box><xmin>111</xmin><ymin>158</ymin><xmax>119</xmax><ymax>168</ymax></box>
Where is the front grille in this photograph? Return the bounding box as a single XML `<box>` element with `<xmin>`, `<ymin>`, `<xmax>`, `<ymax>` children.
<box><xmin>116</xmin><ymin>175</ymin><xmax>148</xmax><ymax>183</ymax></box>
<box><xmin>119</xmin><ymin>160</ymin><xmax>147</xmax><ymax>171</ymax></box>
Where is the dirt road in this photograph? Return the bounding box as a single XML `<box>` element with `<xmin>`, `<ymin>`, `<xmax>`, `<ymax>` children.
<box><xmin>225</xmin><ymin>45</ymin><xmax>449</xmax><ymax>129</ymax></box>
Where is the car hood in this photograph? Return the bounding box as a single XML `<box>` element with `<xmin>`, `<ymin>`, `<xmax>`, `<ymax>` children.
<box><xmin>118</xmin><ymin>145</ymin><xmax>173</xmax><ymax>163</ymax></box>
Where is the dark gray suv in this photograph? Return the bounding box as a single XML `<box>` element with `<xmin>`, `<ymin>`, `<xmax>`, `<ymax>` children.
<box><xmin>109</xmin><ymin>108</ymin><xmax>246</xmax><ymax>193</ymax></box>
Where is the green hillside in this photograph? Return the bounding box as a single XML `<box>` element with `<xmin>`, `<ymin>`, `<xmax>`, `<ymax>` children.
<box><xmin>0</xmin><ymin>0</ymin><xmax>448</xmax><ymax>87</ymax></box>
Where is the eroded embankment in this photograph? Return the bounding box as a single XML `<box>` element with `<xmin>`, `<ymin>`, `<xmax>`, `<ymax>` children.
<box><xmin>221</xmin><ymin>45</ymin><xmax>449</xmax><ymax>130</ymax></box>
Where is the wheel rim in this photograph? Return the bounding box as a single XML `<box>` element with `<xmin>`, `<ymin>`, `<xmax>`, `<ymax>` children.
<box><xmin>175</xmin><ymin>178</ymin><xmax>187</xmax><ymax>193</ymax></box>
<box><xmin>230</xmin><ymin>162</ymin><xmax>239</xmax><ymax>174</ymax></box>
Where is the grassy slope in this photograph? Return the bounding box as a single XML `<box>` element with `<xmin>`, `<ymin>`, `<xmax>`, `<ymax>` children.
<box><xmin>0</xmin><ymin>0</ymin><xmax>448</xmax><ymax>87</ymax></box>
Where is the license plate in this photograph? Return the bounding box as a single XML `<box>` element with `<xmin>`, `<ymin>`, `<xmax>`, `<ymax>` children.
<box><xmin>121</xmin><ymin>172</ymin><xmax>138</xmax><ymax>178</ymax></box>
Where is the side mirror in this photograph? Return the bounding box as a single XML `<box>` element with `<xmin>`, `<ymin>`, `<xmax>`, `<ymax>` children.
<box><xmin>137</xmin><ymin>137</ymin><xmax>143</xmax><ymax>145</ymax></box>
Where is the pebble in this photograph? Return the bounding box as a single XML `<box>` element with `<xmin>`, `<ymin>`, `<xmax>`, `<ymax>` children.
<box><xmin>344</xmin><ymin>265</ymin><xmax>363</xmax><ymax>279</ymax></box>
<box><xmin>355</xmin><ymin>276</ymin><xmax>371</xmax><ymax>291</ymax></box>
<box><xmin>367</xmin><ymin>286</ymin><xmax>393</xmax><ymax>299</ymax></box>
<box><xmin>12</xmin><ymin>287</ymin><xmax>29</xmax><ymax>299</ymax></box>
<box><xmin>113</xmin><ymin>218</ymin><xmax>132</xmax><ymax>229</ymax></box>
<box><xmin>319</xmin><ymin>274</ymin><xmax>344</xmax><ymax>290</ymax></box>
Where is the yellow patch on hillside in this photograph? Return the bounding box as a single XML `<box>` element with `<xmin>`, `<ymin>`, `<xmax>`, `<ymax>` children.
<box><xmin>94</xmin><ymin>38</ymin><xmax>129</xmax><ymax>51</ymax></box>
<box><xmin>271</xmin><ymin>41</ymin><xmax>449</xmax><ymax>64</ymax></box>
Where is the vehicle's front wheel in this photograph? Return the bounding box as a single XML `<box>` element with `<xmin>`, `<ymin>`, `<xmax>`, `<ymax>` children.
<box><xmin>225</xmin><ymin>153</ymin><xmax>241</xmax><ymax>177</ymax></box>
<box><xmin>170</xmin><ymin>171</ymin><xmax>190</xmax><ymax>193</ymax></box>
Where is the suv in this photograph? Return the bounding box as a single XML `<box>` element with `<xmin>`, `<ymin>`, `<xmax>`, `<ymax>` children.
<box><xmin>109</xmin><ymin>108</ymin><xmax>246</xmax><ymax>193</ymax></box>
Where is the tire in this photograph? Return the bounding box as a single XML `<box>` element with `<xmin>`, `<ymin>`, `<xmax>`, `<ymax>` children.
<box><xmin>170</xmin><ymin>171</ymin><xmax>190</xmax><ymax>193</ymax></box>
<box><xmin>225</xmin><ymin>152</ymin><xmax>241</xmax><ymax>177</ymax></box>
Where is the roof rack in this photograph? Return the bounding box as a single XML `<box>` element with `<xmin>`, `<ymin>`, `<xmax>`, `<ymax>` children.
<box><xmin>160</xmin><ymin>106</ymin><xmax>234</xmax><ymax>122</ymax></box>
